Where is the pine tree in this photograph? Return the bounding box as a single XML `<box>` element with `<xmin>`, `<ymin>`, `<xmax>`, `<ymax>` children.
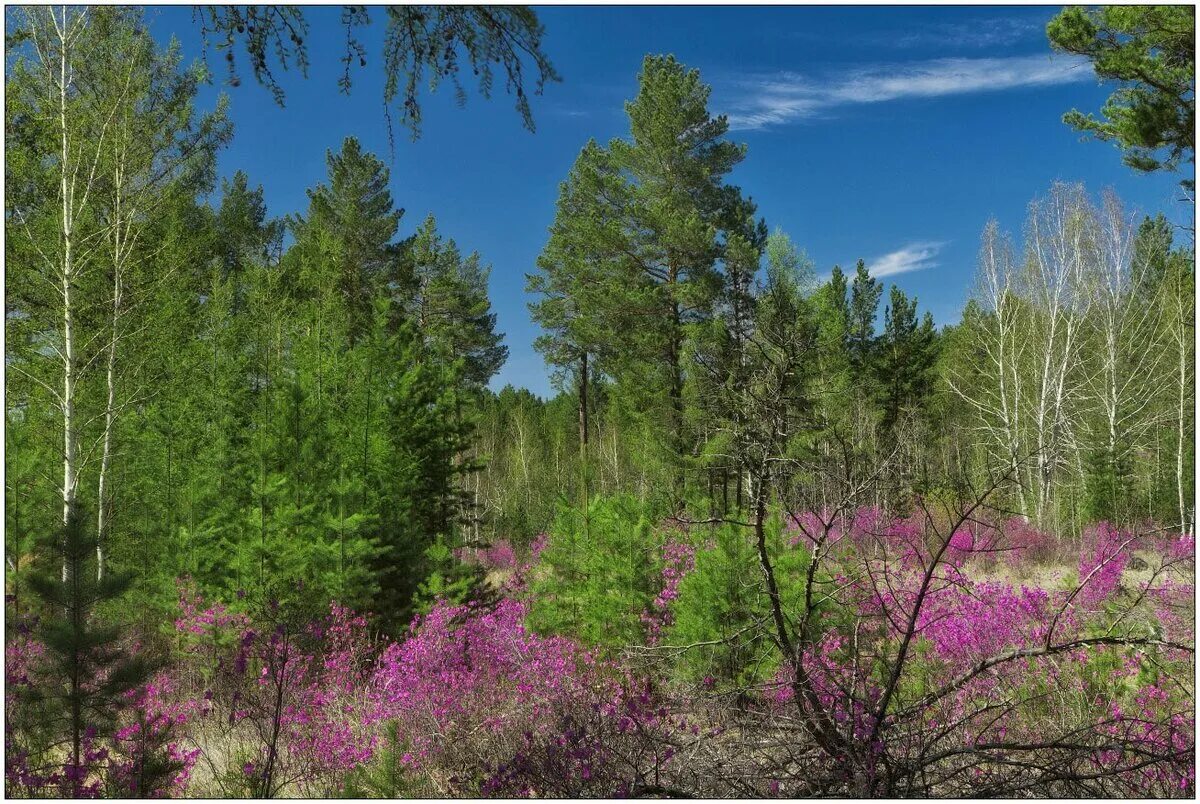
<box><xmin>668</xmin><ymin>518</ymin><xmax>811</xmax><ymax>688</ymax></box>
<box><xmin>186</xmin><ymin>177</ymin><xmax>279</xmax><ymax>600</ymax></box>
<box><xmin>293</xmin><ymin>136</ymin><xmax>403</xmax><ymax>343</ymax></box>
<box><xmin>373</xmin><ymin>315</ymin><xmax>466</xmax><ymax>628</ymax></box>
<box><xmin>610</xmin><ymin>55</ymin><xmax>758</xmax><ymax>505</ymax></box>
<box><xmin>407</xmin><ymin>213</ymin><xmax>508</xmax><ymax>390</ymax></box>
<box><xmin>847</xmin><ymin>259</ymin><xmax>882</xmax><ymax>391</ymax></box>
<box><xmin>875</xmin><ymin>285</ymin><xmax>939</xmax><ymax>436</ymax></box>
<box><xmin>528</xmin><ymin>495</ymin><xmax>665</xmax><ymax>650</ymax></box>
<box><xmin>533</xmin><ymin>56</ymin><xmax>760</xmax><ymax>509</ymax></box>
<box><xmin>404</xmin><ymin>213</ymin><xmax>507</xmax><ymax>547</ymax></box>
<box><xmin>530</xmin><ymin>140</ymin><xmax>633</xmax><ymax>521</ymax></box>
<box><xmin>812</xmin><ymin>265</ymin><xmax>853</xmax><ymax>424</ymax></box>
<box><xmin>25</xmin><ymin>503</ymin><xmax>161</xmax><ymax>796</ymax></box>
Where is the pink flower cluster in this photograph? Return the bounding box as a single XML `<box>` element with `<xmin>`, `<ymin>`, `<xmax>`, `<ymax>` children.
<box><xmin>111</xmin><ymin>674</ymin><xmax>205</xmax><ymax>796</ymax></box>
<box><xmin>481</xmin><ymin>674</ymin><xmax>688</xmax><ymax>797</ymax></box>
<box><xmin>368</xmin><ymin>597</ymin><xmax>600</xmax><ymax>768</ymax></box>
<box><xmin>174</xmin><ymin>581</ymin><xmax>250</xmax><ymax>635</ymax></box>
<box><xmin>786</xmin><ymin>510</ymin><xmax>829</xmax><ymax>547</ymax></box>
<box><xmin>1077</xmin><ymin>522</ymin><xmax>1135</xmax><ymax>608</ymax></box>
<box><xmin>641</xmin><ymin>540</ymin><xmax>696</xmax><ymax>645</ymax></box>
<box><xmin>455</xmin><ymin>539</ymin><xmax>520</xmax><ymax>571</ymax></box>
<box><xmin>174</xmin><ymin>591</ymin><xmax>382</xmax><ymax>791</ymax></box>
<box><xmin>1002</xmin><ymin>517</ymin><xmax>1059</xmax><ymax>566</ymax></box>
<box><xmin>758</xmin><ymin>509</ymin><xmax>1195</xmax><ymax>794</ymax></box>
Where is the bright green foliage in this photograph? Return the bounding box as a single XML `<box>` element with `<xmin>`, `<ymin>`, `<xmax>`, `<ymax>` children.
<box><xmin>528</xmin><ymin>138</ymin><xmax>631</xmax><ymax>521</ymax></box>
<box><xmin>5</xmin><ymin>21</ymin><xmax>506</xmax><ymax>627</ymax></box>
<box><xmin>1048</xmin><ymin>6</ymin><xmax>1195</xmax><ymax>182</ymax></box>
<box><xmin>5</xmin><ymin>414</ymin><xmax>48</xmax><ymax>622</ymax></box>
<box><xmin>293</xmin><ymin>137</ymin><xmax>404</xmax><ymax>343</ymax></box>
<box><xmin>472</xmin><ymin>379</ymin><xmax>668</xmax><ymax>547</ymax></box>
<box><xmin>413</xmin><ymin>536</ymin><xmax>490</xmax><ymax>615</ymax></box>
<box><xmin>529</xmin><ymin>140</ymin><xmax>628</xmax><ymax>380</ymax></box>
<box><xmin>5</xmin><ymin>6</ymin><xmax>231</xmax><ymax>621</ymax></box>
<box><xmin>609</xmin><ymin>56</ymin><xmax>760</xmax><ymax>502</ymax></box>
<box><xmin>668</xmin><ymin>515</ymin><xmax>813</xmax><ymax>688</ymax></box>
<box><xmin>811</xmin><ymin>267</ymin><xmax>854</xmax><ymax>428</ymax></box>
<box><xmin>875</xmin><ymin>285</ymin><xmax>939</xmax><ymax>435</ymax></box>
<box><xmin>764</xmin><ymin>228</ymin><xmax>815</xmax><ymax>296</ymax></box>
<box><xmin>341</xmin><ymin>721</ymin><xmax>414</xmax><ymax>798</ymax></box>
<box><xmin>528</xmin><ymin>495</ymin><xmax>666</xmax><ymax>650</ymax></box>
<box><xmin>531</xmin><ymin>55</ymin><xmax>762</xmax><ymax>509</ymax></box>
<box><xmin>668</xmin><ymin>523</ymin><xmax>765</xmax><ymax>686</ymax></box>
<box><xmin>372</xmin><ymin>316</ymin><xmax>470</xmax><ymax>627</ymax></box>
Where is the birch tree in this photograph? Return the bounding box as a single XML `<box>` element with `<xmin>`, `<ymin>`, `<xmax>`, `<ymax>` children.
<box><xmin>7</xmin><ymin>7</ymin><xmax>115</xmax><ymax>578</ymax></box>
<box><xmin>90</xmin><ymin>10</ymin><xmax>230</xmax><ymax>578</ymax></box>
<box><xmin>1081</xmin><ymin>190</ymin><xmax>1163</xmax><ymax>523</ymax></box>
<box><xmin>1020</xmin><ymin>182</ymin><xmax>1095</xmax><ymax>526</ymax></box>
<box><xmin>7</xmin><ymin>7</ymin><xmax>229</xmax><ymax>579</ymax></box>
<box><xmin>949</xmin><ymin>220</ymin><xmax>1031</xmax><ymax>516</ymax></box>
<box><xmin>1154</xmin><ymin>236</ymin><xmax>1196</xmax><ymax>533</ymax></box>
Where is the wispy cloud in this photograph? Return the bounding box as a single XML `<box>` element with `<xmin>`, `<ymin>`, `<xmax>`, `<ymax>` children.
<box><xmin>883</xmin><ymin>17</ymin><xmax>1047</xmax><ymax>49</ymax></box>
<box><xmin>725</xmin><ymin>54</ymin><xmax>1091</xmax><ymax>131</ymax></box>
<box><xmin>867</xmin><ymin>241</ymin><xmax>946</xmax><ymax>278</ymax></box>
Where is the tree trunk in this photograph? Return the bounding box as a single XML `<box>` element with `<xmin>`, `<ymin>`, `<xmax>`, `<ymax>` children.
<box><xmin>1177</xmin><ymin>330</ymin><xmax>1189</xmax><ymax>533</ymax></box>
<box><xmin>97</xmin><ymin>237</ymin><xmax>123</xmax><ymax>581</ymax></box>
<box><xmin>59</xmin><ymin>15</ymin><xmax>78</xmax><ymax>582</ymax></box>
<box><xmin>579</xmin><ymin>351</ymin><xmax>590</xmax><ymax>536</ymax></box>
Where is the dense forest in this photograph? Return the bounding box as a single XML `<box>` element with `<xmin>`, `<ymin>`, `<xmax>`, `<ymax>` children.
<box><xmin>4</xmin><ymin>4</ymin><xmax>1196</xmax><ymax>799</ymax></box>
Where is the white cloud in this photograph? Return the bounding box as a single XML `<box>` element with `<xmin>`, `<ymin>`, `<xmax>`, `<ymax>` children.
<box><xmin>725</xmin><ymin>54</ymin><xmax>1092</xmax><ymax>131</ymax></box>
<box><xmin>885</xmin><ymin>18</ymin><xmax>1046</xmax><ymax>49</ymax></box>
<box><xmin>867</xmin><ymin>241</ymin><xmax>946</xmax><ymax>278</ymax></box>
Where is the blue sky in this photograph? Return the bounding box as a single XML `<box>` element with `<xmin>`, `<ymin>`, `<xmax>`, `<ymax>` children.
<box><xmin>149</xmin><ymin>6</ymin><xmax>1188</xmax><ymax>398</ymax></box>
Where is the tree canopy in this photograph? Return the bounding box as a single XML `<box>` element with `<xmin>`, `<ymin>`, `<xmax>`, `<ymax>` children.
<box><xmin>1048</xmin><ymin>5</ymin><xmax>1195</xmax><ymax>183</ymax></box>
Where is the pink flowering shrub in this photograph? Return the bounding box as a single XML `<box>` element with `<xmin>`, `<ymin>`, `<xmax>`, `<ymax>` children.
<box><xmin>5</xmin><ymin>627</ymin><xmax>58</xmax><ymax>797</ymax></box>
<box><xmin>1002</xmin><ymin>516</ymin><xmax>1059</xmax><ymax>566</ymax></box>
<box><xmin>1077</xmin><ymin>522</ymin><xmax>1135</xmax><ymax>608</ymax></box>
<box><xmin>786</xmin><ymin>510</ymin><xmax>838</xmax><ymax>549</ymax></box>
<box><xmin>5</xmin><ymin>613</ymin><xmax>204</xmax><ymax>798</ymax></box>
<box><xmin>110</xmin><ymin>674</ymin><xmax>205</xmax><ymax>797</ymax></box>
<box><xmin>168</xmin><ymin>580</ymin><xmax>677</xmax><ymax>796</ymax></box>
<box><xmin>492</xmin><ymin>540</ymin><xmax>520</xmax><ymax>570</ymax></box>
<box><xmin>481</xmin><ymin>675</ymin><xmax>689</xmax><ymax>797</ymax></box>
<box><xmin>462</xmin><ymin>539</ymin><xmax>519</xmax><ymax>571</ymax></box>
<box><xmin>171</xmin><ymin>587</ymin><xmax>381</xmax><ymax>796</ymax></box>
<box><xmin>641</xmin><ymin>540</ymin><xmax>696</xmax><ymax>645</ymax></box>
<box><xmin>752</xmin><ymin>508</ymin><xmax>1195</xmax><ymax>796</ymax></box>
<box><xmin>367</xmin><ymin>597</ymin><xmax>601</xmax><ymax>788</ymax></box>
<box><xmin>6</xmin><ymin>508</ymin><xmax>1191</xmax><ymax>798</ymax></box>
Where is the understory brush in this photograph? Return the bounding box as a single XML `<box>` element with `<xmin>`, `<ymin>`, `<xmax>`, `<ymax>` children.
<box><xmin>5</xmin><ymin>505</ymin><xmax>1194</xmax><ymax>797</ymax></box>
